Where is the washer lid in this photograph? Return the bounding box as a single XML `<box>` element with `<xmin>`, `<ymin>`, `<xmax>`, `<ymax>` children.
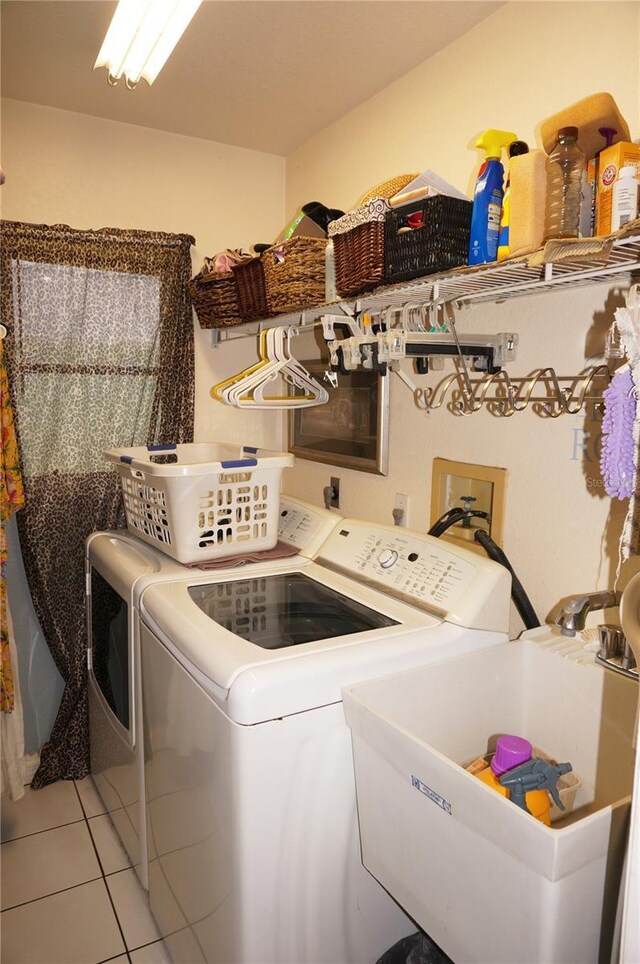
<box><xmin>187</xmin><ymin>571</ymin><xmax>399</xmax><ymax>650</ymax></box>
<box><xmin>140</xmin><ymin>560</ymin><xmax>449</xmax><ymax>718</ymax></box>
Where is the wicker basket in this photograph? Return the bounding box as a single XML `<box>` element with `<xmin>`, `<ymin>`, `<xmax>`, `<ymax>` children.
<box><xmin>329</xmin><ymin>197</ymin><xmax>389</xmax><ymax>297</ymax></box>
<box><xmin>358</xmin><ymin>173</ymin><xmax>418</xmax><ymax>204</ymax></box>
<box><xmin>384</xmin><ymin>195</ymin><xmax>473</xmax><ymax>283</ymax></box>
<box><xmin>188</xmin><ymin>269</ymin><xmax>243</xmax><ymax>328</ymax></box>
<box><xmin>232</xmin><ymin>256</ymin><xmax>270</xmax><ymax>321</ymax></box>
<box><xmin>262</xmin><ymin>237</ymin><xmax>326</xmax><ymax>315</ymax></box>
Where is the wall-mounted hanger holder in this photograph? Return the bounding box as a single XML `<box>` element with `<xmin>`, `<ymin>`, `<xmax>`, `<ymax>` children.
<box><xmin>403</xmin><ymin>365</ymin><xmax>612</xmax><ymax>417</ymax></box>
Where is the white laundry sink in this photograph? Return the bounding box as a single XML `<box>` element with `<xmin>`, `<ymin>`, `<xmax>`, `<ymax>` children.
<box><xmin>343</xmin><ymin>638</ymin><xmax>638</xmax><ymax>964</ymax></box>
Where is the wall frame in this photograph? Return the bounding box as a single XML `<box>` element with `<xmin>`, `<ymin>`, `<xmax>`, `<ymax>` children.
<box><xmin>288</xmin><ymin>363</ymin><xmax>389</xmax><ymax>475</ymax></box>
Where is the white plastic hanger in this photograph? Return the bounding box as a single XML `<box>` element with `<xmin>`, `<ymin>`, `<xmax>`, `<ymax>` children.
<box><xmin>234</xmin><ymin>328</ymin><xmax>329</xmax><ymax>408</ymax></box>
<box><xmin>213</xmin><ymin>326</ymin><xmax>329</xmax><ymax>409</ymax></box>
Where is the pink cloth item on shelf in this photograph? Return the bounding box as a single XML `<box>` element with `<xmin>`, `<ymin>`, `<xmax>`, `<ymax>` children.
<box><xmin>214</xmin><ymin>252</ymin><xmax>236</xmax><ymax>273</ymax></box>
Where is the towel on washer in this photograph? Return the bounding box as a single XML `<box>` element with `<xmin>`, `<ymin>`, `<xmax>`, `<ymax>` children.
<box><xmin>188</xmin><ymin>540</ymin><xmax>298</xmax><ymax>570</ymax></box>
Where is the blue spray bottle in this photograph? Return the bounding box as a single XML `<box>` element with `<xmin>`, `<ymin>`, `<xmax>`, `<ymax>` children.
<box><xmin>468</xmin><ymin>129</ymin><xmax>517</xmax><ymax>265</ymax></box>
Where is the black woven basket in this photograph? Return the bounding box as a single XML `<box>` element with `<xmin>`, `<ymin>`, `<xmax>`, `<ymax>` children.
<box><xmin>384</xmin><ymin>195</ymin><xmax>473</xmax><ymax>283</ymax></box>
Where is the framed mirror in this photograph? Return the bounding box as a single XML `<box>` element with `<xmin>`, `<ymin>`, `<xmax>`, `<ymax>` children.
<box><xmin>288</xmin><ymin>363</ymin><xmax>389</xmax><ymax>475</ymax></box>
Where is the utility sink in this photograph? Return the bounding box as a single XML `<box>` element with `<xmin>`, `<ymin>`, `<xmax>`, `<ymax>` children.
<box><xmin>343</xmin><ymin>637</ymin><xmax>638</xmax><ymax>964</ymax></box>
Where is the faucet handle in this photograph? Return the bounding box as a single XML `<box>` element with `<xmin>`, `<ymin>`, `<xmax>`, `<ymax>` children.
<box><xmin>621</xmin><ymin>639</ymin><xmax>637</xmax><ymax>672</ymax></box>
<box><xmin>597</xmin><ymin>624</ymin><xmax>625</xmax><ymax>660</ymax></box>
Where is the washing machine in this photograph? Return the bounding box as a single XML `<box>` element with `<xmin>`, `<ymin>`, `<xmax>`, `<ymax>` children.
<box><xmin>138</xmin><ymin>517</ymin><xmax>512</xmax><ymax>963</ymax></box>
<box><xmin>86</xmin><ymin>496</ymin><xmax>340</xmax><ymax>888</ymax></box>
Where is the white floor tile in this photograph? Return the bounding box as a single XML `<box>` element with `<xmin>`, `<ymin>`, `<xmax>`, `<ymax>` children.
<box><xmin>89</xmin><ymin>813</ymin><xmax>132</xmax><ymax>875</ymax></box>
<box><xmin>75</xmin><ymin>775</ymin><xmax>107</xmax><ymax>818</ymax></box>
<box><xmin>107</xmin><ymin>868</ymin><xmax>162</xmax><ymax>951</ymax></box>
<box><xmin>1</xmin><ymin>820</ymin><xmax>101</xmax><ymax>909</ymax></box>
<box><xmin>130</xmin><ymin>939</ymin><xmax>173</xmax><ymax>963</ymax></box>
<box><xmin>0</xmin><ymin>878</ymin><xmax>126</xmax><ymax>963</ymax></box>
<box><xmin>1</xmin><ymin>780</ymin><xmax>84</xmax><ymax>842</ymax></box>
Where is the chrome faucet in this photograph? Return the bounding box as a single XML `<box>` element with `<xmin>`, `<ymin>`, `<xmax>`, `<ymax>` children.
<box><xmin>555</xmin><ymin>591</ymin><xmax>621</xmax><ymax>637</ymax></box>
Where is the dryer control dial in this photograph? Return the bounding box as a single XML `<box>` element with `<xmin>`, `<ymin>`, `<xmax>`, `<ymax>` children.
<box><xmin>378</xmin><ymin>549</ymin><xmax>399</xmax><ymax>569</ymax></box>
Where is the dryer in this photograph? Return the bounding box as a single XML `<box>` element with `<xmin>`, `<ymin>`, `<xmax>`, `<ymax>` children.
<box><xmin>139</xmin><ymin>518</ymin><xmax>512</xmax><ymax>963</ymax></box>
<box><xmin>86</xmin><ymin>496</ymin><xmax>340</xmax><ymax>887</ymax></box>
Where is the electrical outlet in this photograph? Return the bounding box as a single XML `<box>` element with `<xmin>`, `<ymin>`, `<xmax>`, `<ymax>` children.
<box><xmin>329</xmin><ymin>476</ymin><xmax>340</xmax><ymax>509</ymax></box>
<box><xmin>394</xmin><ymin>493</ymin><xmax>409</xmax><ymax>527</ymax></box>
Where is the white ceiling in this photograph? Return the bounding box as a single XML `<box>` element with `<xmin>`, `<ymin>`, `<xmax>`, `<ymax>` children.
<box><xmin>1</xmin><ymin>1</ymin><xmax>503</xmax><ymax>156</ymax></box>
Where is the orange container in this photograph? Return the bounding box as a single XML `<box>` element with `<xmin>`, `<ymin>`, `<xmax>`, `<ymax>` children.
<box><xmin>476</xmin><ymin>767</ymin><xmax>551</xmax><ymax>826</ymax></box>
<box><xmin>596</xmin><ymin>142</ymin><xmax>640</xmax><ymax>235</ymax></box>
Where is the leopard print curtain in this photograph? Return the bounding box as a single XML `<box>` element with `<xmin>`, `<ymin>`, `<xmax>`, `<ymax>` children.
<box><xmin>0</xmin><ymin>221</ymin><xmax>195</xmax><ymax>787</ymax></box>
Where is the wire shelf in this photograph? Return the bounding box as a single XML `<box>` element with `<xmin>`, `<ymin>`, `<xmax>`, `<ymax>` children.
<box><xmin>212</xmin><ymin>231</ymin><xmax>640</xmax><ymax>343</ymax></box>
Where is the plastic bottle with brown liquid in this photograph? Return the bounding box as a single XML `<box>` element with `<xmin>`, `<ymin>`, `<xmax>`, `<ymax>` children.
<box><xmin>544</xmin><ymin>126</ymin><xmax>585</xmax><ymax>241</ymax></box>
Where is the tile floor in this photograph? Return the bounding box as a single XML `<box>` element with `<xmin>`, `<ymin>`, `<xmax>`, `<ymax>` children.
<box><xmin>1</xmin><ymin>777</ymin><xmax>171</xmax><ymax>963</ymax></box>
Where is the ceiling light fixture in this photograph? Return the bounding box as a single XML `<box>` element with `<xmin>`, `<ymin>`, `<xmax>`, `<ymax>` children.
<box><xmin>94</xmin><ymin>0</ymin><xmax>202</xmax><ymax>89</ymax></box>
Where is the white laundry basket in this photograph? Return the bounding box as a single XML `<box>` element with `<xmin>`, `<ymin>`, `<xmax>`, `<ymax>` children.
<box><xmin>106</xmin><ymin>443</ymin><xmax>294</xmax><ymax>563</ymax></box>
<box><xmin>343</xmin><ymin>640</ymin><xmax>637</xmax><ymax>964</ymax></box>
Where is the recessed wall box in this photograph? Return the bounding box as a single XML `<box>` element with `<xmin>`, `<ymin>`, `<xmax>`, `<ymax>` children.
<box><xmin>430</xmin><ymin>458</ymin><xmax>506</xmax><ymax>555</ymax></box>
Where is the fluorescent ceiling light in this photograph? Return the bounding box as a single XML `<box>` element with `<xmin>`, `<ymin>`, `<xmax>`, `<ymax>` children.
<box><xmin>94</xmin><ymin>0</ymin><xmax>202</xmax><ymax>88</ymax></box>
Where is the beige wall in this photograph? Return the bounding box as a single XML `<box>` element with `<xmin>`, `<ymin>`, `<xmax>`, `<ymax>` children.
<box><xmin>2</xmin><ymin>0</ymin><xmax>640</xmax><ymax>647</ymax></box>
<box><xmin>1</xmin><ymin>97</ymin><xmax>287</xmax><ymax>448</ymax></box>
<box><xmin>287</xmin><ymin>2</ymin><xmax>640</xmax><ymax>214</ymax></box>
<box><xmin>284</xmin><ymin>0</ymin><xmax>640</xmax><ymax>633</ymax></box>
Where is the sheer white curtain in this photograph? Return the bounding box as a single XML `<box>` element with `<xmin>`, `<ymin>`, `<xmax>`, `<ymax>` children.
<box><xmin>1</xmin><ymin>602</ymin><xmax>30</xmax><ymax>800</ymax></box>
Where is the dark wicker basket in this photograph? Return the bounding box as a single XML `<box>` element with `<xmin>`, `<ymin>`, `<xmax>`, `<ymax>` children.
<box><xmin>384</xmin><ymin>195</ymin><xmax>473</xmax><ymax>283</ymax></box>
<box><xmin>232</xmin><ymin>256</ymin><xmax>270</xmax><ymax>321</ymax></box>
<box><xmin>262</xmin><ymin>237</ymin><xmax>326</xmax><ymax>315</ymax></box>
<box><xmin>329</xmin><ymin>198</ymin><xmax>389</xmax><ymax>298</ymax></box>
<box><xmin>188</xmin><ymin>270</ymin><xmax>243</xmax><ymax>328</ymax></box>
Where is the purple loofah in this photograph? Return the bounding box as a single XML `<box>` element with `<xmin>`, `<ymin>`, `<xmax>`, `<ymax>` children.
<box><xmin>600</xmin><ymin>368</ymin><xmax>637</xmax><ymax>500</ymax></box>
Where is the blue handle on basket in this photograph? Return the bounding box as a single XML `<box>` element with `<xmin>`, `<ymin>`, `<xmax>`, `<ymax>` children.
<box><xmin>242</xmin><ymin>446</ymin><xmax>258</xmax><ymax>454</ymax></box>
<box><xmin>120</xmin><ymin>456</ymin><xmax>133</xmax><ymax>464</ymax></box>
<box><xmin>147</xmin><ymin>444</ymin><xmax>177</xmax><ymax>452</ymax></box>
<box><xmin>221</xmin><ymin>459</ymin><xmax>258</xmax><ymax>469</ymax></box>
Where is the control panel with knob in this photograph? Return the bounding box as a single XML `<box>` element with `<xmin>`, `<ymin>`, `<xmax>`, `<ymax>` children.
<box><xmin>378</xmin><ymin>549</ymin><xmax>399</xmax><ymax>569</ymax></box>
<box><xmin>316</xmin><ymin>518</ymin><xmax>512</xmax><ymax>633</ymax></box>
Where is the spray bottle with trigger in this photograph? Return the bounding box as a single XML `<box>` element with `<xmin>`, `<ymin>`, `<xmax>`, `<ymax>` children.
<box><xmin>468</xmin><ymin>129</ymin><xmax>517</xmax><ymax>266</ymax></box>
<box><xmin>499</xmin><ymin>758</ymin><xmax>573</xmax><ymax>822</ymax></box>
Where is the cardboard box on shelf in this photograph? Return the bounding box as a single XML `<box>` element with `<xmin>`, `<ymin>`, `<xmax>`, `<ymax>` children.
<box><xmin>596</xmin><ymin>142</ymin><xmax>640</xmax><ymax>235</ymax></box>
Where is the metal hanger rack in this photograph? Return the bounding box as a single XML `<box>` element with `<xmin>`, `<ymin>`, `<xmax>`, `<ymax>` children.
<box><xmin>401</xmin><ymin>365</ymin><xmax>612</xmax><ymax>417</ymax></box>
